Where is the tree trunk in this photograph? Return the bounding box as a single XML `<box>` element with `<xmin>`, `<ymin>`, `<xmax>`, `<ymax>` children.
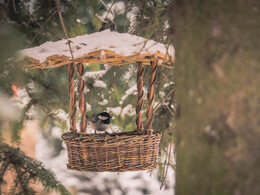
<box><xmin>170</xmin><ymin>0</ymin><xmax>260</xmax><ymax>194</ymax></box>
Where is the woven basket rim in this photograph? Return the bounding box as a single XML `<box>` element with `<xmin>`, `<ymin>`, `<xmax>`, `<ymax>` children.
<box><xmin>62</xmin><ymin>130</ymin><xmax>161</xmax><ymax>142</ymax></box>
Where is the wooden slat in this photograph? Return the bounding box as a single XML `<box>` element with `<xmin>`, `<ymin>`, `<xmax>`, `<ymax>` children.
<box><xmin>19</xmin><ymin>49</ymin><xmax>174</xmax><ymax>69</ymax></box>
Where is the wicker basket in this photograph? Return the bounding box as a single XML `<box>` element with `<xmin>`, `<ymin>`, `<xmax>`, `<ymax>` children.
<box><xmin>62</xmin><ymin>131</ymin><xmax>161</xmax><ymax>172</ymax></box>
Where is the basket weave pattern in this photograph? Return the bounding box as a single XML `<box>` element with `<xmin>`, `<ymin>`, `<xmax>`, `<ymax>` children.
<box><xmin>62</xmin><ymin>131</ymin><xmax>161</xmax><ymax>172</ymax></box>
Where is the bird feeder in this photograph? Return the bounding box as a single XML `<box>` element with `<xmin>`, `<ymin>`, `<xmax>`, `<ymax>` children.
<box><xmin>15</xmin><ymin>30</ymin><xmax>175</xmax><ymax>172</ymax></box>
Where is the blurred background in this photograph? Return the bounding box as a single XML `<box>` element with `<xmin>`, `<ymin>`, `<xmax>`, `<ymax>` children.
<box><xmin>1</xmin><ymin>0</ymin><xmax>259</xmax><ymax>195</ymax></box>
<box><xmin>171</xmin><ymin>0</ymin><xmax>260</xmax><ymax>195</ymax></box>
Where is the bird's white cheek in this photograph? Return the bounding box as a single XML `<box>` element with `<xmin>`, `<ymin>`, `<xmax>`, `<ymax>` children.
<box><xmin>98</xmin><ymin>115</ymin><xmax>108</xmax><ymax>120</ymax></box>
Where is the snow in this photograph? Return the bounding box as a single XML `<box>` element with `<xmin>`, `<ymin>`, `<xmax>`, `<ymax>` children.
<box><xmin>98</xmin><ymin>99</ymin><xmax>108</xmax><ymax>106</ymax></box>
<box><xmin>86</xmin><ymin>103</ymin><xmax>92</xmax><ymax>111</ymax></box>
<box><xmin>107</xmin><ymin>106</ymin><xmax>122</xmax><ymax>116</ymax></box>
<box><xmin>93</xmin><ymin>80</ymin><xmax>107</xmax><ymax>88</ymax></box>
<box><xmin>121</xmin><ymin>84</ymin><xmax>137</xmax><ymax>101</ymax></box>
<box><xmin>123</xmin><ymin>71</ymin><xmax>132</xmax><ymax>80</ymax></box>
<box><xmin>128</xmin><ymin>7</ymin><xmax>139</xmax><ymax>33</ymax></box>
<box><xmin>16</xmin><ymin>30</ymin><xmax>174</xmax><ymax>63</ymax></box>
<box><xmin>51</xmin><ymin>127</ymin><xmax>62</xmax><ymax>138</ymax></box>
<box><xmin>121</xmin><ymin>104</ymin><xmax>135</xmax><ymax>118</ymax></box>
<box><xmin>54</xmin><ymin>109</ymin><xmax>69</xmax><ymax>121</ymax></box>
<box><xmin>163</xmin><ymin>81</ymin><xmax>174</xmax><ymax>88</ymax></box>
<box><xmin>123</xmin><ymin>65</ymin><xmax>135</xmax><ymax>80</ymax></box>
<box><xmin>10</xmin><ymin>88</ymin><xmax>31</xmax><ymax>108</ymax></box>
<box><xmin>100</xmin><ymin>50</ymin><xmax>106</xmax><ymax>56</ymax></box>
<box><xmin>159</xmin><ymin>91</ymin><xmax>166</xmax><ymax>97</ymax></box>
<box><xmin>0</xmin><ymin>92</ymin><xmax>20</xmax><ymax>120</ymax></box>
<box><xmin>84</xmin><ymin>67</ymin><xmax>110</xmax><ymax>79</ymax></box>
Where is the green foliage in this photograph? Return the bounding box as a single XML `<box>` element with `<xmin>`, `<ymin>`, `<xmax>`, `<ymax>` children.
<box><xmin>127</xmin><ymin>0</ymin><xmax>172</xmax><ymax>42</ymax></box>
<box><xmin>0</xmin><ymin>143</ymin><xmax>70</xmax><ymax>195</ymax></box>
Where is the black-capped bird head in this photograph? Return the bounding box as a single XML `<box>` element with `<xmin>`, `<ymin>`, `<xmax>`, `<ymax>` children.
<box><xmin>86</xmin><ymin>112</ymin><xmax>111</xmax><ymax>133</ymax></box>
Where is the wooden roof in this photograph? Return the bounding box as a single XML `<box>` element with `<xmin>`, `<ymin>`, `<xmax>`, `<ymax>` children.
<box><xmin>14</xmin><ymin>30</ymin><xmax>175</xmax><ymax>69</ymax></box>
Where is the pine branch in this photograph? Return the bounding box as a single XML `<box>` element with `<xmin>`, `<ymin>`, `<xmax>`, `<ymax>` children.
<box><xmin>0</xmin><ymin>158</ymin><xmax>10</xmax><ymax>184</ymax></box>
<box><xmin>13</xmin><ymin>167</ymin><xmax>36</xmax><ymax>195</ymax></box>
<box><xmin>0</xmin><ymin>143</ymin><xmax>70</xmax><ymax>195</ymax></box>
<box><xmin>10</xmin><ymin>98</ymin><xmax>35</xmax><ymax>143</ymax></box>
<box><xmin>30</xmin><ymin>10</ymin><xmax>58</xmax><ymax>45</ymax></box>
<box><xmin>25</xmin><ymin>73</ymin><xmax>67</xmax><ymax>107</ymax></box>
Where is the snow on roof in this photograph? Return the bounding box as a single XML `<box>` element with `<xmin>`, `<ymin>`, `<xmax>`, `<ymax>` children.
<box><xmin>15</xmin><ymin>30</ymin><xmax>175</xmax><ymax>69</ymax></box>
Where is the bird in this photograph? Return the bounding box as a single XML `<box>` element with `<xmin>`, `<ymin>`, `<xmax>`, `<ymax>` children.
<box><xmin>86</xmin><ymin>112</ymin><xmax>111</xmax><ymax>134</ymax></box>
